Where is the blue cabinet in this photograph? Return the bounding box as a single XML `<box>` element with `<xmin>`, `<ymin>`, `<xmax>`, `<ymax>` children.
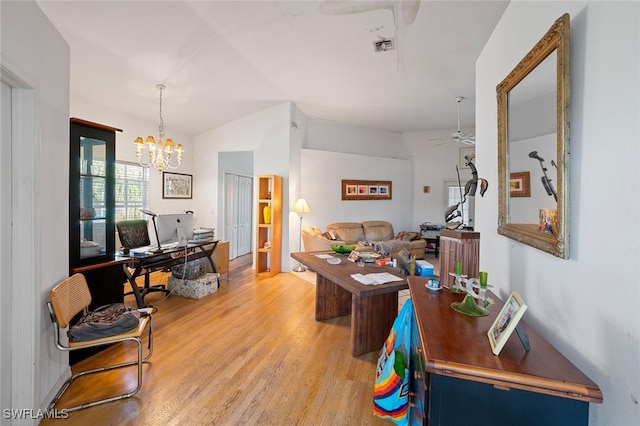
<box><xmin>408</xmin><ymin>276</ymin><xmax>601</xmax><ymax>425</ymax></box>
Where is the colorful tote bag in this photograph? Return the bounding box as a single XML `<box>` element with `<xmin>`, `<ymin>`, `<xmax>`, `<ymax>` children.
<box><xmin>373</xmin><ymin>299</ymin><xmax>413</xmax><ymax>425</ymax></box>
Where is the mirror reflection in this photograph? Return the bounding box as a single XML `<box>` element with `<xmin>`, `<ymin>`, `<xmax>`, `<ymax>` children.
<box><xmin>497</xmin><ymin>13</ymin><xmax>570</xmax><ymax>259</ymax></box>
<box><xmin>507</xmin><ymin>53</ymin><xmax>557</xmax><ymax>224</ymax></box>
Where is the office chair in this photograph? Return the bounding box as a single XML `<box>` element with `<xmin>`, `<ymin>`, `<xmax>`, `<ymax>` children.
<box><xmin>117</xmin><ymin>219</ymin><xmax>151</xmax><ymax>249</ymax></box>
<box><xmin>46</xmin><ymin>273</ymin><xmax>153</xmax><ymax>412</ymax></box>
<box><xmin>116</xmin><ymin>219</ymin><xmax>170</xmax><ymax>301</ymax></box>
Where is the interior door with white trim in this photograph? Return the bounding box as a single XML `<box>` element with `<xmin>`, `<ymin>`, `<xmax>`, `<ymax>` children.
<box><xmin>224</xmin><ymin>173</ymin><xmax>238</xmax><ymax>258</ymax></box>
<box><xmin>236</xmin><ymin>175</ymin><xmax>252</xmax><ymax>257</ymax></box>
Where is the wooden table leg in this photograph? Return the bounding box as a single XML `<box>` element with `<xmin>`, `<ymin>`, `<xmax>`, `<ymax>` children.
<box><xmin>350</xmin><ymin>292</ymin><xmax>398</xmax><ymax>357</ymax></box>
<box><xmin>316</xmin><ymin>274</ymin><xmax>352</xmax><ymax>321</ymax></box>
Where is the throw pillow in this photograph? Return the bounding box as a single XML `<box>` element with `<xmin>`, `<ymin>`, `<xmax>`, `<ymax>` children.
<box><xmin>397</xmin><ymin>231</ymin><xmax>420</xmax><ymax>242</ymax></box>
<box><xmin>324</xmin><ymin>230</ymin><xmax>340</xmax><ymax>240</ymax></box>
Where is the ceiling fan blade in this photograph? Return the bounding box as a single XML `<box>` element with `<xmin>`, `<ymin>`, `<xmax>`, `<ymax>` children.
<box><xmin>429</xmin><ymin>97</ymin><xmax>476</xmax><ymax>147</ymax></box>
<box><xmin>461</xmin><ymin>137</ymin><xmax>476</xmax><ymax>146</ymax></box>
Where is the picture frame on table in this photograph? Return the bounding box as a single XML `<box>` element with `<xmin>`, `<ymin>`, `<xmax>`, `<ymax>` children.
<box><xmin>341</xmin><ymin>179</ymin><xmax>392</xmax><ymax>200</ymax></box>
<box><xmin>487</xmin><ymin>291</ymin><xmax>528</xmax><ymax>355</ymax></box>
<box><xmin>162</xmin><ymin>172</ymin><xmax>193</xmax><ymax>199</ymax></box>
<box><xmin>538</xmin><ymin>208</ymin><xmax>558</xmax><ymax>235</ymax></box>
<box><xmin>509</xmin><ymin>171</ymin><xmax>531</xmax><ymax>197</ymax></box>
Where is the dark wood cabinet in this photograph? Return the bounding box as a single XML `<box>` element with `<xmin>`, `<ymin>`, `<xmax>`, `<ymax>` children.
<box><xmin>69</xmin><ymin>118</ymin><xmax>121</xmax><ymax>267</ymax></box>
<box><xmin>69</xmin><ymin>118</ymin><xmax>125</xmax><ymax>364</ymax></box>
<box><xmin>408</xmin><ymin>276</ymin><xmax>602</xmax><ymax>425</ymax></box>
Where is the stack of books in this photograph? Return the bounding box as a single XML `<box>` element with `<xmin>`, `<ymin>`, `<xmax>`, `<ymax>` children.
<box><xmin>192</xmin><ymin>228</ymin><xmax>215</xmax><ymax>243</ymax></box>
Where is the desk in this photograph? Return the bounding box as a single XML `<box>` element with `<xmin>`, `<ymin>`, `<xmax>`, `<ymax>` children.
<box><xmin>407</xmin><ymin>276</ymin><xmax>602</xmax><ymax>425</ymax></box>
<box><xmin>119</xmin><ymin>241</ymin><xmax>218</xmax><ymax>308</ymax></box>
<box><xmin>291</xmin><ymin>251</ymin><xmax>408</xmax><ymax>357</ymax></box>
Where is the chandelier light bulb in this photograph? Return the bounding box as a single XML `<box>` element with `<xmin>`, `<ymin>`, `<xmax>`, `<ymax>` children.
<box><xmin>134</xmin><ymin>84</ymin><xmax>183</xmax><ymax>173</ymax></box>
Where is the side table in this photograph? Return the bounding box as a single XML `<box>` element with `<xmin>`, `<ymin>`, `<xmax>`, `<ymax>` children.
<box><xmin>420</xmin><ymin>228</ymin><xmax>442</xmax><ymax>257</ymax></box>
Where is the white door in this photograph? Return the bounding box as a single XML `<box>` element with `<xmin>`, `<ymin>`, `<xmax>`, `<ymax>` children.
<box><xmin>236</xmin><ymin>175</ymin><xmax>253</xmax><ymax>257</ymax></box>
<box><xmin>224</xmin><ymin>173</ymin><xmax>239</xmax><ymax>258</ymax></box>
<box><xmin>224</xmin><ymin>173</ymin><xmax>253</xmax><ymax>260</ymax></box>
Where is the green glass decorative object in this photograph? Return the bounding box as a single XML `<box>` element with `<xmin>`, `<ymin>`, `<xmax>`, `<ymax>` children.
<box><xmin>331</xmin><ymin>244</ymin><xmax>356</xmax><ymax>254</ymax></box>
<box><xmin>451</xmin><ymin>294</ymin><xmax>489</xmax><ymax>317</ymax></box>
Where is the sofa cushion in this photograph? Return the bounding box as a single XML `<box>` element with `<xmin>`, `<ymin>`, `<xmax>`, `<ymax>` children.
<box><xmin>361</xmin><ymin>221</ymin><xmax>394</xmax><ymax>241</ymax></box>
<box><xmin>327</xmin><ymin>222</ymin><xmax>365</xmax><ymax>243</ymax></box>
<box><xmin>303</xmin><ymin>226</ymin><xmax>323</xmax><ymax>238</ymax></box>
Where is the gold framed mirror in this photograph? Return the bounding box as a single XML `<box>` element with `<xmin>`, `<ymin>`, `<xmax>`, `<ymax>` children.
<box><xmin>497</xmin><ymin>14</ymin><xmax>570</xmax><ymax>258</ymax></box>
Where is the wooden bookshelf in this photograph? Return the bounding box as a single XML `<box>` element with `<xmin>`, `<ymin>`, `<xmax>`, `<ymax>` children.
<box><xmin>255</xmin><ymin>175</ymin><xmax>282</xmax><ymax>277</ymax></box>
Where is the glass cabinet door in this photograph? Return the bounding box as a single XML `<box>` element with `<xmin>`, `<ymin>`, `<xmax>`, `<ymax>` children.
<box><xmin>79</xmin><ymin>137</ymin><xmax>107</xmax><ymax>259</ymax></box>
<box><xmin>70</xmin><ymin>118</ymin><xmax>119</xmax><ymax>267</ymax></box>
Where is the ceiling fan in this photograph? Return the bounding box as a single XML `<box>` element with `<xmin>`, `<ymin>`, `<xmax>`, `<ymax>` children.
<box><xmin>430</xmin><ymin>96</ymin><xmax>476</xmax><ymax>146</ymax></box>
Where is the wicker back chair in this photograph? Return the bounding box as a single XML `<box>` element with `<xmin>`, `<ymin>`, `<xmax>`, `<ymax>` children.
<box><xmin>46</xmin><ymin>273</ymin><xmax>153</xmax><ymax>412</ymax></box>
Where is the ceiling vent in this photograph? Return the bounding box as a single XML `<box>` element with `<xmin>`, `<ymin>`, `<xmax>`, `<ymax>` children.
<box><xmin>373</xmin><ymin>38</ymin><xmax>395</xmax><ymax>52</ymax></box>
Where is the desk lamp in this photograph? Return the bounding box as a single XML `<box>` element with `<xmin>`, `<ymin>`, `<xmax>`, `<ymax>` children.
<box><xmin>140</xmin><ymin>209</ymin><xmax>163</xmax><ymax>253</ymax></box>
<box><xmin>292</xmin><ymin>198</ymin><xmax>311</xmax><ymax>272</ymax></box>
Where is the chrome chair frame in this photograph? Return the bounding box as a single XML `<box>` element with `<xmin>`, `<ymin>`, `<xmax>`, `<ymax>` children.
<box><xmin>46</xmin><ymin>273</ymin><xmax>153</xmax><ymax>412</ymax></box>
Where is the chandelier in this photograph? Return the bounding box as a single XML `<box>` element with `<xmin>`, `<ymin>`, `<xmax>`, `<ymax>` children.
<box><xmin>134</xmin><ymin>84</ymin><xmax>184</xmax><ymax>173</ymax></box>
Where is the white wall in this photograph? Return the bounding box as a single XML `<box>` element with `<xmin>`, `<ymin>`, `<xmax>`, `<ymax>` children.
<box><xmin>1</xmin><ymin>0</ymin><xmax>70</xmax><ymax>418</ymax></box>
<box><xmin>402</xmin><ymin>129</ymin><xmax>477</xmax><ymax>228</ymax></box>
<box><xmin>301</xmin><ymin>119</ymin><xmax>416</xmax><ymax>252</ymax></box>
<box><xmin>300</xmin><ymin>148</ymin><xmax>414</xmax><ymax>237</ymax></box>
<box><xmin>307</xmin><ymin>117</ymin><xmax>407</xmax><ymax>158</ymax></box>
<box><xmin>70</xmin><ymin>98</ymin><xmax>196</xmax><ymax>221</ymax></box>
<box><xmin>476</xmin><ymin>2</ymin><xmax>639</xmax><ymax>425</ymax></box>
<box><xmin>288</xmin><ymin>103</ymin><xmax>308</xmax><ymax>261</ymax></box>
<box><xmin>192</xmin><ymin>102</ymin><xmax>292</xmax><ymax>270</ymax></box>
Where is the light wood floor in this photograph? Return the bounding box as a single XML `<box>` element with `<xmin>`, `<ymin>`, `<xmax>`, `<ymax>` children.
<box><xmin>41</xmin><ymin>253</ymin><xmax>439</xmax><ymax>425</ymax></box>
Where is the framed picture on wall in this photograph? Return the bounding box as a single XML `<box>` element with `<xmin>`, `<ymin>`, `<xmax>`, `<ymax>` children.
<box><xmin>163</xmin><ymin>172</ymin><xmax>193</xmax><ymax>199</ymax></box>
<box><xmin>487</xmin><ymin>291</ymin><xmax>528</xmax><ymax>355</ymax></box>
<box><xmin>509</xmin><ymin>171</ymin><xmax>531</xmax><ymax>197</ymax></box>
<box><xmin>341</xmin><ymin>179</ymin><xmax>392</xmax><ymax>200</ymax></box>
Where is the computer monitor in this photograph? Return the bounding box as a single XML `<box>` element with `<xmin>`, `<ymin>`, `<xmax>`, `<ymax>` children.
<box><xmin>156</xmin><ymin>213</ymin><xmax>194</xmax><ymax>245</ymax></box>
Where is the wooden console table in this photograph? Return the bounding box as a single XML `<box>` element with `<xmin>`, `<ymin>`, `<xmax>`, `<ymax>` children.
<box><xmin>291</xmin><ymin>251</ymin><xmax>408</xmax><ymax>357</ymax></box>
<box><xmin>408</xmin><ymin>276</ymin><xmax>602</xmax><ymax>425</ymax></box>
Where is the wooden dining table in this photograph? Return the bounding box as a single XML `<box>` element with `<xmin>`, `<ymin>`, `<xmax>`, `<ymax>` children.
<box><xmin>291</xmin><ymin>251</ymin><xmax>408</xmax><ymax>357</ymax></box>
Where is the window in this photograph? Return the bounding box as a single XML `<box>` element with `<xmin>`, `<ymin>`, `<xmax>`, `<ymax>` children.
<box><xmin>115</xmin><ymin>162</ymin><xmax>149</xmax><ymax>221</ymax></box>
<box><xmin>444</xmin><ymin>180</ymin><xmax>474</xmax><ymax>228</ymax></box>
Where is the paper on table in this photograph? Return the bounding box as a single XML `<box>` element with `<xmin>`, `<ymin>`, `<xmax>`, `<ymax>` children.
<box><xmin>351</xmin><ymin>273</ymin><xmax>403</xmax><ymax>285</ymax></box>
<box><xmin>314</xmin><ymin>254</ymin><xmax>334</xmax><ymax>259</ymax></box>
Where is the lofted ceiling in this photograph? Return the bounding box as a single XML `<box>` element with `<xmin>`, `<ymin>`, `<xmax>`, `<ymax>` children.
<box><xmin>37</xmin><ymin>0</ymin><xmax>508</xmax><ymax>137</ymax></box>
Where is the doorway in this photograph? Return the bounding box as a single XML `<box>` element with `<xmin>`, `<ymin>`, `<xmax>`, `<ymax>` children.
<box><xmin>1</xmin><ymin>71</ymin><xmax>38</xmax><ymax>417</ymax></box>
<box><xmin>0</xmin><ymin>80</ymin><xmax>12</xmax><ymax>415</ymax></box>
<box><xmin>444</xmin><ymin>179</ymin><xmax>475</xmax><ymax>229</ymax></box>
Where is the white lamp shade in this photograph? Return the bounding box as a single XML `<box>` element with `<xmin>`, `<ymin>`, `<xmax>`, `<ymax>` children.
<box><xmin>292</xmin><ymin>198</ymin><xmax>311</xmax><ymax>214</ymax></box>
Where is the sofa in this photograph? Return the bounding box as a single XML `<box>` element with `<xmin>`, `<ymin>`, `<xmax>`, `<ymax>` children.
<box><xmin>302</xmin><ymin>221</ymin><xmax>426</xmax><ymax>259</ymax></box>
